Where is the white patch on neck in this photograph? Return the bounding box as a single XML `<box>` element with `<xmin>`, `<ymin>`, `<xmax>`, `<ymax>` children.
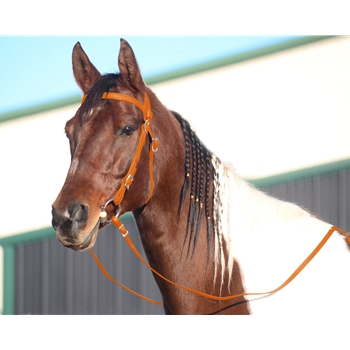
<box><xmin>212</xmin><ymin>159</ymin><xmax>350</xmax><ymax>315</ymax></box>
<box><xmin>212</xmin><ymin>157</ymin><xmax>235</xmax><ymax>292</ymax></box>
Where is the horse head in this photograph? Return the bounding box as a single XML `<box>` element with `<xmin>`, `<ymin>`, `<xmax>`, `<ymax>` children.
<box><xmin>52</xmin><ymin>39</ymin><xmax>152</xmax><ymax>251</ymax></box>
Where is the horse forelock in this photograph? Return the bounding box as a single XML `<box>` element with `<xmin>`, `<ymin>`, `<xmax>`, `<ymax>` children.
<box><xmin>79</xmin><ymin>73</ymin><xmax>119</xmax><ymax>120</ymax></box>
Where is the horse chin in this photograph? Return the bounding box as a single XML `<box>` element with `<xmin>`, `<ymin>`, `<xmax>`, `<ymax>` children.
<box><xmin>68</xmin><ymin>219</ymin><xmax>101</xmax><ymax>252</ymax></box>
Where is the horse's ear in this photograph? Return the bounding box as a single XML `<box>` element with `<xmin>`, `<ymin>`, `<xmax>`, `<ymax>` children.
<box><xmin>72</xmin><ymin>42</ymin><xmax>101</xmax><ymax>94</ymax></box>
<box><xmin>118</xmin><ymin>39</ymin><xmax>145</xmax><ymax>92</ymax></box>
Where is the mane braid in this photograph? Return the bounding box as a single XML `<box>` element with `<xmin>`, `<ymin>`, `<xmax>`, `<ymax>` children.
<box><xmin>171</xmin><ymin>111</ymin><xmax>219</xmax><ymax>263</ymax></box>
<box><xmin>171</xmin><ymin>111</ymin><xmax>191</xmax><ymax>213</ymax></box>
<box><xmin>205</xmin><ymin>152</ymin><xmax>214</xmax><ymax>261</ymax></box>
<box><xmin>188</xmin><ymin>130</ymin><xmax>199</xmax><ymax>256</ymax></box>
<box><xmin>212</xmin><ymin>155</ymin><xmax>223</xmax><ymax>285</ymax></box>
<box><xmin>192</xmin><ymin>137</ymin><xmax>204</xmax><ymax>255</ymax></box>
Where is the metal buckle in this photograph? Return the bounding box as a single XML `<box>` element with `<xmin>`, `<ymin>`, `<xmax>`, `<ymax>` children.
<box><xmin>125</xmin><ymin>174</ymin><xmax>134</xmax><ymax>190</ymax></box>
<box><xmin>118</xmin><ymin>223</ymin><xmax>129</xmax><ymax>237</ymax></box>
<box><xmin>144</xmin><ymin>119</ymin><xmax>150</xmax><ymax>132</ymax></box>
<box><xmin>151</xmin><ymin>138</ymin><xmax>159</xmax><ymax>153</ymax></box>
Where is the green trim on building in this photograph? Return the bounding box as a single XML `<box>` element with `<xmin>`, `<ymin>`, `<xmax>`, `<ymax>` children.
<box><xmin>2</xmin><ymin>245</ymin><xmax>15</xmax><ymax>315</ymax></box>
<box><xmin>0</xmin><ymin>226</ymin><xmax>56</xmax><ymax>247</ymax></box>
<box><xmin>248</xmin><ymin>158</ymin><xmax>350</xmax><ymax>189</ymax></box>
<box><xmin>145</xmin><ymin>36</ymin><xmax>331</xmax><ymax>85</ymax></box>
<box><xmin>0</xmin><ymin>95</ymin><xmax>82</xmax><ymax>124</ymax></box>
<box><xmin>1</xmin><ymin>159</ymin><xmax>349</xmax><ymax>247</ymax></box>
<box><xmin>0</xmin><ymin>36</ymin><xmax>333</xmax><ymax>124</ymax></box>
<box><xmin>0</xmin><ymin>212</ymin><xmax>134</xmax><ymax>247</ymax></box>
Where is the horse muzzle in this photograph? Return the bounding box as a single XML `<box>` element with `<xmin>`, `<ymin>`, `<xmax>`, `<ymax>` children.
<box><xmin>51</xmin><ymin>201</ymin><xmax>101</xmax><ymax>251</ymax></box>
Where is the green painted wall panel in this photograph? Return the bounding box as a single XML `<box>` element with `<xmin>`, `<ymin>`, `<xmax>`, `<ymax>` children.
<box><xmin>2</xmin><ymin>245</ymin><xmax>15</xmax><ymax>315</ymax></box>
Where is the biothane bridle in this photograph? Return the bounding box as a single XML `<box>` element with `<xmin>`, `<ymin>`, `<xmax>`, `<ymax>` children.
<box><xmin>81</xmin><ymin>92</ymin><xmax>159</xmax><ymax>227</ymax></box>
<box><xmin>81</xmin><ymin>91</ymin><xmax>350</xmax><ymax>307</ymax></box>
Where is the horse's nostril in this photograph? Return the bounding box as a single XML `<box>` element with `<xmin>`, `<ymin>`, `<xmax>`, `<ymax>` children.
<box><xmin>75</xmin><ymin>205</ymin><xmax>86</xmax><ymax>221</ymax></box>
<box><xmin>52</xmin><ymin>219</ymin><xmax>59</xmax><ymax>231</ymax></box>
<box><xmin>51</xmin><ymin>206</ymin><xmax>62</xmax><ymax>231</ymax></box>
<box><xmin>52</xmin><ymin>202</ymin><xmax>89</xmax><ymax>232</ymax></box>
<box><xmin>69</xmin><ymin>202</ymin><xmax>89</xmax><ymax>227</ymax></box>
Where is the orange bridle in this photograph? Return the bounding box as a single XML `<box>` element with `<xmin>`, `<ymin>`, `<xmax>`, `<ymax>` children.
<box><xmin>82</xmin><ymin>92</ymin><xmax>350</xmax><ymax>308</ymax></box>
<box><xmin>81</xmin><ymin>92</ymin><xmax>158</xmax><ymax>222</ymax></box>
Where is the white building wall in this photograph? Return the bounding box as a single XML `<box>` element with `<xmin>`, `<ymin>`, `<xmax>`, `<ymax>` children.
<box><xmin>151</xmin><ymin>36</ymin><xmax>350</xmax><ymax>179</ymax></box>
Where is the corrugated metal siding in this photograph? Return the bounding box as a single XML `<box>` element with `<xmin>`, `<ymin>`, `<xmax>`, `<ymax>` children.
<box><xmin>15</xmin><ymin>218</ymin><xmax>164</xmax><ymax>315</ymax></box>
<box><xmin>14</xmin><ymin>169</ymin><xmax>350</xmax><ymax>314</ymax></box>
<box><xmin>263</xmin><ymin>170</ymin><xmax>350</xmax><ymax>232</ymax></box>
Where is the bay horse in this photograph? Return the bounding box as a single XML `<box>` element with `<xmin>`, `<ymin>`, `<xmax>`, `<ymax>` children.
<box><xmin>52</xmin><ymin>39</ymin><xmax>350</xmax><ymax>315</ymax></box>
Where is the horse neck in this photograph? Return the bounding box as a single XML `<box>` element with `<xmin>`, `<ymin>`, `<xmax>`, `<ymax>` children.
<box><xmin>132</xmin><ymin>91</ymin><xmax>193</xmax><ymax>310</ymax></box>
<box><xmin>132</xmin><ymin>91</ymin><xmax>250</xmax><ymax>314</ymax></box>
<box><xmin>133</xmin><ymin>89</ymin><xmax>188</xmax><ymax>266</ymax></box>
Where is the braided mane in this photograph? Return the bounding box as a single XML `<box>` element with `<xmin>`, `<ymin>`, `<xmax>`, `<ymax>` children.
<box><xmin>171</xmin><ymin>111</ymin><xmax>228</xmax><ymax>282</ymax></box>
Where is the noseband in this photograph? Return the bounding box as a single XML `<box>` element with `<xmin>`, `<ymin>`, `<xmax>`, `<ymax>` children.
<box><xmin>81</xmin><ymin>92</ymin><xmax>158</xmax><ymax>223</ymax></box>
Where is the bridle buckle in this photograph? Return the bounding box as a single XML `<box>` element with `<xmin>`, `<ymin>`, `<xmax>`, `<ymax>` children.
<box><xmin>125</xmin><ymin>174</ymin><xmax>134</xmax><ymax>190</ymax></box>
<box><xmin>151</xmin><ymin>138</ymin><xmax>159</xmax><ymax>153</ymax></box>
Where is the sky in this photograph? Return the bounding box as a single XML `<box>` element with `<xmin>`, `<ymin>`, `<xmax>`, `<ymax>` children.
<box><xmin>0</xmin><ymin>36</ymin><xmax>301</xmax><ymax>115</ymax></box>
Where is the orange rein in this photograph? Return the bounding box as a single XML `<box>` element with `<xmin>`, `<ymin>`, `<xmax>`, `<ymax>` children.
<box><xmin>90</xmin><ymin>223</ymin><xmax>350</xmax><ymax>305</ymax></box>
<box><xmin>84</xmin><ymin>92</ymin><xmax>350</xmax><ymax>306</ymax></box>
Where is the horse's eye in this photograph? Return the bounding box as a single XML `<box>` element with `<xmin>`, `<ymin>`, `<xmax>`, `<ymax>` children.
<box><xmin>120</xmin><ymin>126</ymin><xmax>135</xmax><ymax>136</ymax></box>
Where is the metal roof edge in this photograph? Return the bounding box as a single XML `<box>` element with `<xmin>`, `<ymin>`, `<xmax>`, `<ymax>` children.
<box><xmin>145</xmin><ymin>36</ymin><xmax>332</xmax><ymax>85</ymax></box>
<box><xmin>0</xmin><ymin>95</ymin><xmax>82</xmax><ymax>124</ymax></box>
<box><xmin>248</xmin><ymin>158</ymin><xmax>350</xmax><ymax>189</ymax></box>
<box><xmin>0</xmin><ymin>36</ymin><xmax>333</xmax><ymax>124</ymax></box>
